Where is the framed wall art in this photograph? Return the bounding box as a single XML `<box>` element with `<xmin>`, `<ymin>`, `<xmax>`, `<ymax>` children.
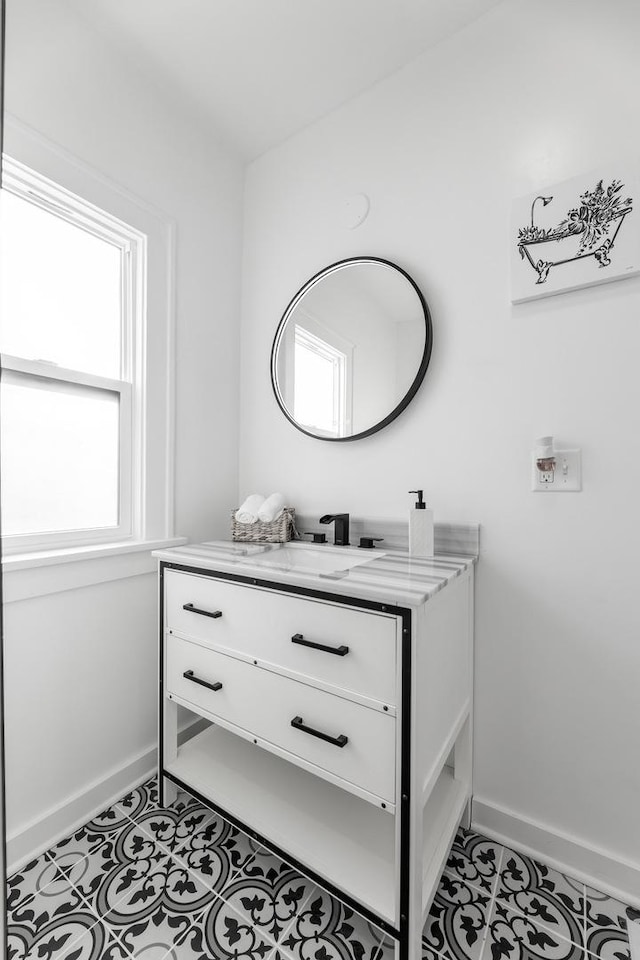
<box><xmin>511</xmin><ymin>165</ymin><xmax>640</xmax><ymax>302</ymax></box>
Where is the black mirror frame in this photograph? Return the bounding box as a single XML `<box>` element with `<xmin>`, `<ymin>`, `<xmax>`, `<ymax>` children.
<box><xmin>270</xmin><ymin>256</ymin><xmax>433</xmax><ymax>442</ymax></box>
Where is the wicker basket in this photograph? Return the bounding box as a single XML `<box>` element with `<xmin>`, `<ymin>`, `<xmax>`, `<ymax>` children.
<box><xmin>231</xmin><ymin>507</ymin><xmax>296</xmax><ymax>543</ymax></box>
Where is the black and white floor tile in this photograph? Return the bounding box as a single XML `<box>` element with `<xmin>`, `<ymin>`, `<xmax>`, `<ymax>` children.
<box><xmin>425</xmin><ymin>828</ymin><xmax>639</xmax><ymax>960</ymax></box>
<box><xmin>6</xmin><ymin>785</ymin><xmax>638</xmax><ymax>960</ymax></box>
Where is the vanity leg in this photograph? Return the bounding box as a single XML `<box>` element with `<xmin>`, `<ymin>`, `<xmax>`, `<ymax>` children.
<box><xmin>407</xmin><ymin>923</ymin><xmax>422</xmax><ymax>960</ymax></box>
<box><xmin>161</xmin><ymin>776</ymin><xmax>178</xmax><ymax>807</ymax></box>
<box><xmin>407</xmin><ymin>795</ymin><xmax>425</xmax><ymax>960</ymax></box>
<box><xmin>454</xmin><ymin>715</ymin><xmax>473</xmax><ymax>831</ymax></box>
<box><xmin>160</xmin><ymin>698</ymin><xmax>178</xmax><ymax>807</ymax></box>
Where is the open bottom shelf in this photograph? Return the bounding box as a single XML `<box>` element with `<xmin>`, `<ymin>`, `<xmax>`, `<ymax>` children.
<box><xmin>421</xmin><ymin>765</ymin><xmax>470</xmax><ymax>920</ymax></box>
<box><xmin>165</xmin><ymin>724</ymin><xmax>397</xmax><ymax>926</ymax></box>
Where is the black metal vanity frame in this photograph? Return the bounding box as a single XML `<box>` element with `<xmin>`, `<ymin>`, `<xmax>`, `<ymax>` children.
<box><xmin>158</xmin><ymin>560</ymin><xmax>414</xmax><ymax>960</ymax></box>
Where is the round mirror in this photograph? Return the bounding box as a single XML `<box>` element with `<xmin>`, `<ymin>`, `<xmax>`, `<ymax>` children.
<box><xmin>271</xmin><ymin>257</ymin><xmax>432</xmax><ymax>441</ymax></box>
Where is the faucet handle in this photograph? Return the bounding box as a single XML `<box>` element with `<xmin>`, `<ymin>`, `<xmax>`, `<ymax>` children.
<box><xmin>303</xmin><ymin>532</ymin><xmax>327</xmax><ymax>544</ymax></box>
<box><xmin>358</xmin><ymin>537</ymin><xmax>384</xmax><ymax>549</ymax></box>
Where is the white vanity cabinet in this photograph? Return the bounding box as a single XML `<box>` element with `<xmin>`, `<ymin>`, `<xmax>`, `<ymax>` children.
<box><xmin>156</xmin><ymin>549</ymin><xmax>474</xmax><ymax>960</ymax></box>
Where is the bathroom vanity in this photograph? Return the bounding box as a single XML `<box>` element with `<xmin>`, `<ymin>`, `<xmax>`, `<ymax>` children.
<box><xmin>153</xmin><ymin>540</ymin><xmax>475</xmax><ymax>960</ymax></box>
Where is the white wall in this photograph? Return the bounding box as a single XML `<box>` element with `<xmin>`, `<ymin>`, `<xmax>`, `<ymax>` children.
<box><xmin>4</xmin><ymin>573</ymin><xmax>157</xmax><ymax>864</ymax></box>
<box><xmin>239</xmin><ymin>0</ymin><xmax>640</xmax><ymax>896</ymax></box>
<box><xmin>3</xmin><ymin>0</ymin><xmax>244</xmax><ymax>863</ymax></box>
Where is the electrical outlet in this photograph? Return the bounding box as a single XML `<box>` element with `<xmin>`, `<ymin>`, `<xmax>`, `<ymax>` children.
<box><xmin>532</xmin><ymin>449</ymin><xmax>581</xmax><ymax>492</ymax></box>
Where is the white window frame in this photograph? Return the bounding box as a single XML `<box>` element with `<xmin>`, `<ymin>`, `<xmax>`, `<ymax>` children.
<box><xmin>288</xmin><ymin>310</ymin><xmax>355</xmax><ymax>439</ymax></box>
<box><xmin>1</xmin><ymin>157</ymin><xmax>146</xmax><ymax>554</ymax></box>
<box><xmin>294</xmin><ymin>325</ymin><xmax>348</xmax><ymax>438</ymax></box>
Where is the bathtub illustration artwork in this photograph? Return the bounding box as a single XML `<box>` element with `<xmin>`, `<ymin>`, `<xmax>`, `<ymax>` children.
<box><xmin>517</xmin><ymin>179</ymin><xmax>633</xmax><ymax>286</ymax></box>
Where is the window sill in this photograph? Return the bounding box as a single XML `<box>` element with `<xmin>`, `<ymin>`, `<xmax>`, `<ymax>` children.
<box><xmin>1</xmin><ymin>537</ymin><xmax>187</xmax><ymax>603</ymax></box>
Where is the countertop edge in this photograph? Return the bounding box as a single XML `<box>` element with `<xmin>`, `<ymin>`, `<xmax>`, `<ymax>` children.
<box><xmin>152</xmin><ymin>542</ymin><xmax>475</xmax><ymax>608</ymax></box>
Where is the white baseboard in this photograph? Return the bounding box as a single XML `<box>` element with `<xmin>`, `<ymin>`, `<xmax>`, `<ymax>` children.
<box><xmin>7</xmin><ymin>716</ymin><xmax>209</xmax><ymax>875</ymax></box>
<box><xmin>472</xmin><ymin>796</ymin><xmax>640</xmax><ymax>910</ymax></box>
<box><xmin>7</xmin><ymin>747</ymin><xmax>156</xmax><ymax>875</ymax></box>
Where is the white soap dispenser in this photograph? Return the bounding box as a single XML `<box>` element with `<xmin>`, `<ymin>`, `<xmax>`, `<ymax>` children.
<box><xmin>408</xmin><ymin>489</ymin><xmax>434</xmax><ymax>558</ymax></box>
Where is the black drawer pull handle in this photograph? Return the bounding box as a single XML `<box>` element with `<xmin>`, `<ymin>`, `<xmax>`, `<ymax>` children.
<box><xmin>183</xmin><ymin>669</ymin><xmax>222</xmax><ymax>692</ymax></box>
<box><xmin>291</xmin><ymin>633</ymin><xmax>349</xmax><ymax>657</ymax></box>
<box><xmin>291</xmin><ymin>715</ymin><xmax>348</xmax><ymax>748</ymax></box>
<box><xmin>183</xmin><ymin>602</ymin><xmax>222</xmax><ymax>619</ymax></box>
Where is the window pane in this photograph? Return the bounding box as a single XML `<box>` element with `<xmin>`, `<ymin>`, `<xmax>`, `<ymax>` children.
<box><xmin>0</xmin><ymin>374</ymin><xmax>119</xmax><ymax>536</ymax></box>
<box><xmin>294</xmin><ymin>341</ymin><xmax>339</xmax><ymax>434</ymax></box>
<box><xmin>294</xmin><ymin>326</ymin><xmax>347</xmax><ymax>436</ymax></box>
<box><xmin>0</xmin><ymin>189</ymin><xmax>122</xmax><ymax>378</ymax></box>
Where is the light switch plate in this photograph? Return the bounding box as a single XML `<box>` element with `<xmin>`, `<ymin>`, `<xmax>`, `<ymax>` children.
<box><xmin>532</xmin><ymin>448</ymin><xmax>581</xmax><ymax>492</ymax></box>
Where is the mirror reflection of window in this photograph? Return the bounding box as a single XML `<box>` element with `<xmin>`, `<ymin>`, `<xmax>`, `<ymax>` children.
<box><xmin>293</xmin><ymin>325</ymin><xmax>347</xmax><ymax>438</ymax></box>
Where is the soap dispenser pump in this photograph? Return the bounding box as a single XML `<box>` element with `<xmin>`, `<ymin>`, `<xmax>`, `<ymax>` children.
<box><xmin>408</xmin><ymin>489</ymin><xmax>434</xmax><ymax>558</ymax></box>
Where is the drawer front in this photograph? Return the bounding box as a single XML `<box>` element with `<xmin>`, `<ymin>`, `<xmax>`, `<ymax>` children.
<box><xmin>166</xmin><ymin>634</ymin><xmax>396</xmax><ymax>802</ymax></box>
<box><xmin>165</xmin><ymin>570</ymin><xmax>397</xmax><ymax>705</ymax></box>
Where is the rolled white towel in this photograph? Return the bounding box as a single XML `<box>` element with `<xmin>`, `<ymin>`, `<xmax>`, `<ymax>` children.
<box><xmin>235</xmin><ymin>494</ymin><xmax>265</xmax><ymax>524</ymax></box>
<box><xmin>258</xmin><ymin>492</ymin><xmax>286</xmax><ymax>523</ymax></box>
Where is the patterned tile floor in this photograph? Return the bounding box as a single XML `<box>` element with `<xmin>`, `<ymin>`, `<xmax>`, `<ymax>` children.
<box><xmin>6</xmin><ymin>778</ymin><xmax>639</xmax><ymax>960</ymax></box>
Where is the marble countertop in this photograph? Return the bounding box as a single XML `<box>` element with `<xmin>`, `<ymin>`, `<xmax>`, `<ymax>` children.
<box><xmin>152</xmin><ymin>540</ymin><xmax>475</xmax><ymax>607</ymax></box>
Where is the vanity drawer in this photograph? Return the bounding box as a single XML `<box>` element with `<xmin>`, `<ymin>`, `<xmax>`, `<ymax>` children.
<box><xmin>166</xmin><ymin>634</ymin><xmax>396</xmax><ymax>802</ymax></box>
<box><xmin>165</xmin><ymin>570</ymin><xmax>397</xmax><ymax>705</ymax></box>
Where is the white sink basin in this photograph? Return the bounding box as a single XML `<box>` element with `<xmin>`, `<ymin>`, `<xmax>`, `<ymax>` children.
<box><xmin>246</xmin><ymin>542</ymin><xmax>385</xmax><ymax>574</ymax></box>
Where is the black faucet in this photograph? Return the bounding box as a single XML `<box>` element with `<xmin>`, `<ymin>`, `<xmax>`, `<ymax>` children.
<box><xmin>319</xmin><ymin>514</ymin><xmax>350</xmax><ymax>546</ymax></box>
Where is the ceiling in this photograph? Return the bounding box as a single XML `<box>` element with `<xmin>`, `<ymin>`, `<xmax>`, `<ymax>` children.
<box><xmin>63</xmin><ymin>0</ymin><xmax>504</xmax><ymax>161</ymax></box>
